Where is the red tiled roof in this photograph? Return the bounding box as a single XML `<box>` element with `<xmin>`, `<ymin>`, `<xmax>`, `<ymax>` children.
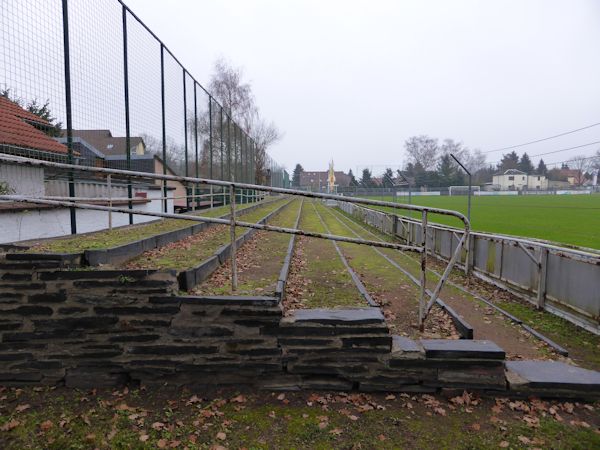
<box><xmin>0</xmin><ymin>96</ymin><xmax>69</xmax><ymax>155</ymax></box>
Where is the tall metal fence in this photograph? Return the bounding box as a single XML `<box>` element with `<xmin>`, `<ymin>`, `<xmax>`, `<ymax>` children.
<box><xmin>0</xmin><ymin>0</ymin><xmax>287</xmax><ymax>234</ymax></box>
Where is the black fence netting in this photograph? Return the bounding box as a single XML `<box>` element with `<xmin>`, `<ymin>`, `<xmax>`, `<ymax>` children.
<box><xmin>0</xmin><ymin>0</ymin><xmax>286</xmax><ymax>234</ymax></box>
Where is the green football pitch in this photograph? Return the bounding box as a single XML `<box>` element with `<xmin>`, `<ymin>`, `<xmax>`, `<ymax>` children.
<box><xmin>361</xmin><ymin>193</ymin><xmax>600</xmax><ymax>250</ymax></box>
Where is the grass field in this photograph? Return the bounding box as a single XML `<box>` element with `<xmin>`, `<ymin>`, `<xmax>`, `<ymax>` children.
<box><xmin>362</xmin><ymin>193</ymin><xmax>600</xmax><ymax>250</ymax></box>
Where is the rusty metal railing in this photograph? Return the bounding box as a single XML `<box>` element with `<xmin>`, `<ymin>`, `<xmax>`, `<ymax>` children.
<box><xmin>0</xmin><ymin>153</ymin><xmax>470</xmax><ymax>328</ymax></box>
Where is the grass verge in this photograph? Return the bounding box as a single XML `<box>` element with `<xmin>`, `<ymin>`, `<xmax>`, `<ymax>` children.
<box><xmin>285</xmin><ymin>201</ymin><xmax>364</xmax><ymax>309</ymax></box>
<box><xmin>194</xmin><ymin>199</ymin><xmax>303</xmax><ymax>296</ymax></box>
<box><xmin>125</xmin><ymin>199</ymin><xmax>288</xmax><ymax>271</ymax></box>
<box><xmin>1</xmin><ymin>386</ymin><xmax>598</xmax><ymax>449</ymax></box>
<box><xmin>23</xmin><ymin>200</ymin><xmax>272</xmax><ymax>254</ymax></box>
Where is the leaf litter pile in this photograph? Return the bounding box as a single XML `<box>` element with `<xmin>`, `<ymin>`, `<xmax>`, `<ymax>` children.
<box><xmin>1</xmin><ymin>385</ymin><xmax>599</xmax><ymax>449</ymax></box>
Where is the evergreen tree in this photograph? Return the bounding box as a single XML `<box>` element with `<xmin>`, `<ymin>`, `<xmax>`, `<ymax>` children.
<box><xmin>536</xmin><ymin>159</ymin><xmax>548</xmax><ymax>176</ymax></box>
<box><xmin>348</xmin><ymin>169</ymin><xmax>359</xmax><ymax>187</ymax></box>
<box><xmin>1</xmin><ymin>90</ymin><xmax>62</xmax><ymax>137</ymax></box>
<box><xmin>291</xmin><ymin>163</ymin><xmax>304</xmax><ymax>187</ymax></box>
<box><xmin>499</xmin><ymin>151</ymin><xmax>519</xmax><ymax>171</ymax></box>
<box><xmin>382</xmin><ymin>168</ymin><xmax>395</xmax><ymax>187</ymax></box>
<box><xmin>518</xmin><ymin>152</ymin><xmax>534</xmax><ymax>174</ymax></box>
<box><xmin>437</xmin><ymin>154</ymin><xmax>456</xmax><ymax>186</ymax></box>
<box><xmin>360</xmin><ymin>168</ymin><xmax>373</xmax><ymax>187</ymax></box>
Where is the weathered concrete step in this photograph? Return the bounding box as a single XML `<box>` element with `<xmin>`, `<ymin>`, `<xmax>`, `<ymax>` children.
<box><xmin>506</xmin><ymin>360</ymin><xmax>600</xmax><ymax>397</ymax></box>
<box><xmin>391</xmin><ymin>336</ymin><xmax>424</xmax><ymax>359</ymax></box>
<box><xmin>151</xmin><ymin>295</ymin><xmax>280</xmax><ymax>307</ymax></box>
<box><xmin>289</xmin><ymin>308</ymin><xmax>386</xmax><ymax>326</ymax></box>
<box><xmin>420</xmin><ymin>339</ymin><xmax>505</xmax><ymax>360</ymax></box>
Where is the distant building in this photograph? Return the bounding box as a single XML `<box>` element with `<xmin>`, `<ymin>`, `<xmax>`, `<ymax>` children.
<box><xmin>57</xmin><ymin>130</ymin><xmax>187</xmax><ymax>208</ymax></box>
<box><xmin>492</xmin><ymin>169</ymin><xmax>548</xmax><ymax>191</ymax></box>
<box><xmin>300</xmin><ymin>170</ymin><xmax>351</xmax><ymax>190</ymax></box>
<box><xmin>0</xmin><ymin>95</ymin><xmax>72</xmax><ymax>159</ymax></box>
<box><xmin>556</xmin><ymin>169</ymin><xmax>583</xmax><ymax>186</ymax></box>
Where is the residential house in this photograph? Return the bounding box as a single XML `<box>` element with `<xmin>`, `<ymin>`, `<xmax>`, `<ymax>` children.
<box><xmin>492</xmin><ymin>169</ymin><xmax>548</xmax><ymax>191</ymax></box>
<box><xmin>557</xmin><ymin>169</ymin><xmax>584</xmax><ymax>186</ymax></box>
<box><xmin>0</xmin><ymin>95</ymin><xmax>74</xmax><ymax>196</ymax></box>
<box><xmin>57</xmin><ymin>130</ymin><xmax>187</xmax><ymax>208</ymax></box>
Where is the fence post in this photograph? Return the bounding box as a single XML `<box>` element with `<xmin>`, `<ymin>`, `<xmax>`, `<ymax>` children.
<box><xmin>229</xmin><ymin>184</ymin><xmax>238</xmax><ymax>291</ymax></box>
<box><xmin>208</xmin><ymin>97</ymin><xmax>213</xmax><ymax>209</ymax></box>
<box><xmin>419</xmin><ymin>210</ymin><xmax>428</xmax><ymax>331</ymax></box>
<box><xmin>537</xmin><ymin>248</ymin><xmax>549</xmax><ymax>309</ymax></box>
<box><xmin>160</xmin><ymin>44</ymin><xmax>168</xmax><ymax>213</ymax></box>
<box><xmin>193</xmin><ymin>83</ymin><xmax>199</xmax><ymax>211</ymax></box>
<box><xmin>61</xmin><ymin>0</ymin><xmax>76</xmax><ymax>234</ymax></box>
<box><xmin>122</xmin><ymin>4</ymin><xmax>133</xmax><ymax>224</ymax></box>
<box><xmin>182</xmin><ymin>68</ymin><xmax>189</xmax><ymax>210</ymax></box>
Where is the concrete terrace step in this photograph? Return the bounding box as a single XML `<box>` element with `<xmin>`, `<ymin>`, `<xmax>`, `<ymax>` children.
<box><xmin>506</xmin><ymin>360</ymin><xmax>600</xmax><ymax>398</ymax></box>
<box><xmin>420</xmin><ymin>339</ymin><xmax>506</xmax><ymax>360</ymax></box>
<box><xmin>289</xmin><ymin>308</ymin><xmax>385</xmax><ymax>326</ymax></box>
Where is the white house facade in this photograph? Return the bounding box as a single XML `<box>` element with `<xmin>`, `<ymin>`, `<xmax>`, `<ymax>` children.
<box><xmin>492</xmin><ymin>169</ymin><xmax>548</xmax><ymax>191</ymax></box>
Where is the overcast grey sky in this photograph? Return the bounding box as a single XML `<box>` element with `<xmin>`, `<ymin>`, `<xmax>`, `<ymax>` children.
<box><xmin>127</xmin><ymin>0</ymin><xmax>600</xmax><ymax>173</ymax></box>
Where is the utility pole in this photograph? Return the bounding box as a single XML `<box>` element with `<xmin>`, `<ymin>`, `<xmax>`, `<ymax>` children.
<box><xmin>450</xmin><ymin>153</ymin><xmax>472</xmax><ymax>222</ymax></box>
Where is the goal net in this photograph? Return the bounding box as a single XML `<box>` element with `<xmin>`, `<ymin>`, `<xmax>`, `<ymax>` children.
<box><xmin>448</xmin><ymin>186</ymin><xmax>480</xmax><ymax>196</ymax></box>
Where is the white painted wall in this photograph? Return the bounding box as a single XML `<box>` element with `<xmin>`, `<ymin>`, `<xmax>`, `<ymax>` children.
<box><xmin>0</xmin><ymin>163</ymin><xmax>44</xmax><ymax>196</ymax></box>
<box><xmin>0</xmin><ymin>190</ymin><xmax>174</xmax><ymax>244</ymax></box>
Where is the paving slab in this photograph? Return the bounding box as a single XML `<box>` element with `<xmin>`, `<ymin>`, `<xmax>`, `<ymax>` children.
<box><xmin>420</xmin><ymin>339</ymin><xmax>505</xmax><ymax>360</ymax></box>
<box><xmin>291</xmin><ymin>308</ymin><xmax>385</xmax><ymax>325</ymax></box>
<box><xmin>506</xmin><ymin>360</ymin><xmax>600</xmax><ymax>391</ymax></box>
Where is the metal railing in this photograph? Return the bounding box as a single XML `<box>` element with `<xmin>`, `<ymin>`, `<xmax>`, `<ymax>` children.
<box><xmin>0</xmin><ymin>154</ymin><xmax>470</xmax><ymax>328</ymax></box>
<box><xmin>339</xmin><ymin>201</ymin><xmax>600</xmax><ymax>334</ymax></box>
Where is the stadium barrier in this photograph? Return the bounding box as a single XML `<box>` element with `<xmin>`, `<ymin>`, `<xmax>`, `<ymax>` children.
<box><xmin>339</xmin><ymin>201</ymin><xmax>600</xmax><ymax>335</ymax></box>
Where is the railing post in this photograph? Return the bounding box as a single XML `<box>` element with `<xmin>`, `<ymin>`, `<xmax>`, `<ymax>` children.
<box><xmin>465</xmin><ymin>232</ymin><xmax>473</xmax><ymax>276</ymax></box>
<box><xmin>419</xmin><ymin>210</ymin><xmax>428</xmax><ymax>331</ymax></box>
<box><xmin>229</xmin><ymin>183</ymin><xmax>238</xmax><ymax>291</ymax></box>
<box><xmin>537</xmin><ymin>248</ymin><xmax>548</xmax><ymax>310</ymax></box>
<box><xmin>107</xmin><ymin>174</ymin><xmax>112</xmax><ymax>231</ymax></box>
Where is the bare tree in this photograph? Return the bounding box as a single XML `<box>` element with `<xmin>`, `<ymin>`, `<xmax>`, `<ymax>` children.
<box><xmin>404</xmin><ymin>135</ymin><xmax>439</xmax><ymax>171</ymax></box>
<box><xmin>569</xmin><ymin>154</ymin><xmax>592</xmax><ymax>186</ymax></box>
<box><xmin>593</xmin><ymin>149</ymin><xmax>600</xmax><ymax>171</ymax></box>
<box><xmin>208</xmin><ymin>58</ymin><xmax>282</xmax><ymax>183</ymax></box>
<box><xmin>209</xmin><ymin>58</ymin><xmax>254</xmax><ymax>121</ymax></box>
<box><xmin>244</xmin><ymin>109</ymin><xmax>282</xmax><ymax>183</ymax></box>
<box><xmin>465</xmin><ymin>148</ymin><xmax>487</xmax><ymax>173</ymax></box>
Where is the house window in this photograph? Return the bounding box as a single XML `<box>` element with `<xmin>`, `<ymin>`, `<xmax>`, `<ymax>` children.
<box><xmin>537</xmin><ymin>176</ymin><xmax>540</xmax><ymax>180</ymax></box>
<box><xmin>508</xmin><ymin>176</ymin><xmax>514</xmax><ymax>181</ymax></box>
<box><xmin>522</xmin><ymin>176</ymin><xmax>525</xmax><ymax>180</ymax></box>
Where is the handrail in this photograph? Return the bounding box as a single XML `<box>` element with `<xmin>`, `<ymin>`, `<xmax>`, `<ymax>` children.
<box><xmin>0</xmin><ymin>153</ymin><xmax>470</xmax><ymax>330</ymax></box>
<box><xmin>0</xmin><ymin>154</ymin><xmax>470</xmax><ymax>228</ymax></box>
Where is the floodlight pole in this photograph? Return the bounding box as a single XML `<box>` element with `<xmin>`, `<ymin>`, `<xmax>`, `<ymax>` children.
<box><xmin>397</xmin><ymin>172</ymin><xmax>412</xmax><ymax>205</ymax></box>
<box><xmin>450</xmin><ymin>154</ymin><xmax>471</xmax><ymax>222</ymax></box>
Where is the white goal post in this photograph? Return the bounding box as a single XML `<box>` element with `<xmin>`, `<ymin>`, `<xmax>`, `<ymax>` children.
<box><xmin>448</xmin><ymin>186</ymin><xmax>480</xmax><ymax>196</ymax></box>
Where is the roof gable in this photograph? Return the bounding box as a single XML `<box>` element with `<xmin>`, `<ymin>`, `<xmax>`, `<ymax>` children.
<box><xmin>0</xmin><ymin>96</ymin><xmax>69</xmax><ymax>155</ymax></box>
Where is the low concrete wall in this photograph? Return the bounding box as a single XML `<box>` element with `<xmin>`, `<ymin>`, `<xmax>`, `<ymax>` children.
<box><xmin>2</xmin><ymin>255</ymin><xmax>600</xmax><ymax>397</ymax></box>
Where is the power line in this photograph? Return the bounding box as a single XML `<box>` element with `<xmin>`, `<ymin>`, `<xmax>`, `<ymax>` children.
<box><xmin>483</xmin><ymin>121</ymin><xmax>600</xmax><ymax>154</ymax></box>
<box><xmin>489</xmin><ymin>140</ymin><xmax>600</xmax><ymax>166</ymax></box>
